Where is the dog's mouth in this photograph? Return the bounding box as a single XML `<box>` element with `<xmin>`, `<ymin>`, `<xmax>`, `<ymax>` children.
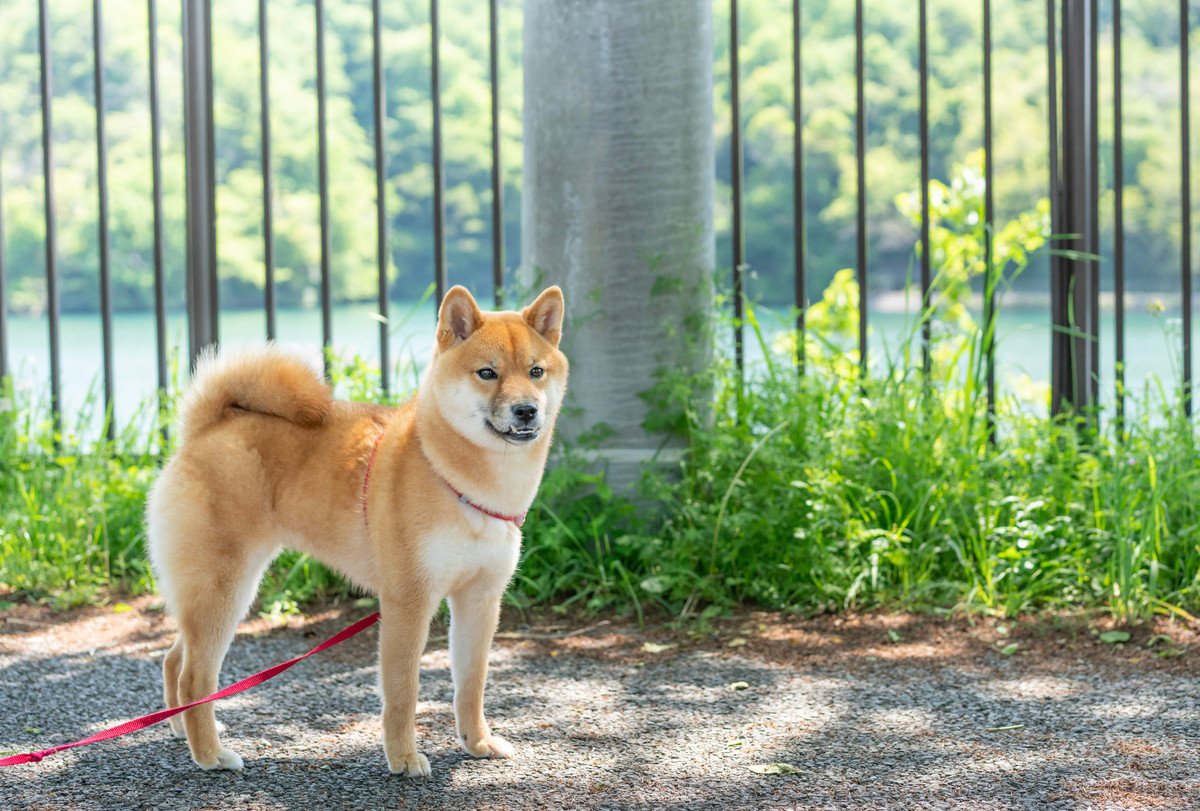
<box><xmin>485</xmin><ymin>421</ymin><xmax>540</xmax><ymax>444</ymax></box>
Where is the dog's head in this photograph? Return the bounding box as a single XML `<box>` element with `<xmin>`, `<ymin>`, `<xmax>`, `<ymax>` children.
<box><xmin>424</xmin><ymin>285</ymin><xmax>568</xmax><ymax>451</ymax></box>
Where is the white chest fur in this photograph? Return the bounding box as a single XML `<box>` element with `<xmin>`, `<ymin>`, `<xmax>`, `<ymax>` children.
<box><xmin>418</xmin><ymin>513</ymin><xmax>521</xmax><ymax>598</ymax></box>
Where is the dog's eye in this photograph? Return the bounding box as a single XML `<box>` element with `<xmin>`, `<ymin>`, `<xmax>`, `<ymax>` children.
<box><xmin>530</xmin><ymin>366</ymin><xmax>545</xmax><ymax>379</ymax></box>
<box><xmin>476</xmin><ymin>369</ymin><xmax>498</xmax><ymax>381</ymax></box>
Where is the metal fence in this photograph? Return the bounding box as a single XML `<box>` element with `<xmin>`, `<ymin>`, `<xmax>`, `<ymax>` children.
<box><xmin>0</xmin><ymin>0</ymin><xmax>1195</xmax><ymax>435</ymax></box>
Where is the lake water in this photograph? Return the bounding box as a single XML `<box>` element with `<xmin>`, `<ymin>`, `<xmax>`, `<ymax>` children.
<box><xmin>1</xmin><ymin>298</ymin><xmax>1191</xmax><ymax>433</ymax></box>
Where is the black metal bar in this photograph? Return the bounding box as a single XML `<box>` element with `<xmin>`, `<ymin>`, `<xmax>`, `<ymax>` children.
<box><xmin>430</xmin><ymin>0</ymin><xmax>447</xmax><ymax>305</ymax></box>
<box><xmin>315</xmin><ymin>0</ymin><xmax>332</xmax><ymax>376</ymax></box>
<box><xmin>792</xmin><ymin>0</ymin><xmax>805</xmax><ymax>373</ymax></box>
<box><xmin>183</xmin><ymin>0</ymin><xmax>218</xmax><ymax>367</ymax></box>
<box><xmin>919</xmin><ymin>0</ymin><xmax>932</xmax><ymax>375</ymax></box>
<box><xmin>488</xmin><ymin>0</ymin><xmax>504</xmax><ymax>309</ymax></box>
<box><xmin>983</xmin><ymin>0</ymin><xmax>996</xmax><ymax>424</ymax></box>
<box><xmin>259</xmin><ymin>0</ymin><xmax>276</xmax><ymax>341</ymax></box>
<box><xmin>0</xmin><ymin>143</ymin><xmax>8</xmax><ymax>383</ymax></box>
<box><xmin>1047</xmin><ymin>0</ymin><xmax>1064</xmax><ymax>414</ymax></box>
<box><xmin>1113</xmin><ymin>0</ymin><xmax>1125</xmax><ymax>428</ymax></box>
<box><xmin>147</xmin><ymin>0</ymin><xmax>167</xmax><ymax>395</ymax></box>
<box><xmin>372</xmin><ymin>0</ymin><xmax>390</xmax><ymax>392</ymax></box>
<box><xmin>1051</xmin><ymin>0</ymin><xmax>1100</xmax><ymax>417</ymax></box>
<box><xmin>1089</xmin><ymin>0</ymin><xmax>1100</xmax><ymax>409</ymax></box>
<box><xmin>730</xmin><ymin>0</ymin><xmax>745</xmax><ymax>376</ymax></box>
<box><xmin>854</xmin><ymin>0</ymin><xmax>867</xmax><ymax>372</ymax></box>
<box><xmin>38</xmin><ymin>0</ymin><xmax>62</xmax><ymax>428</ymax></box>
<box><xmin>1182</xmin><ymin>0</ymin><xmax>1193</xmax><ymax>416</ymax></box>
<box><xmin>93</xmin><ymin>0</ymin><xmax>114</xmax><ymax>438</ymax></box>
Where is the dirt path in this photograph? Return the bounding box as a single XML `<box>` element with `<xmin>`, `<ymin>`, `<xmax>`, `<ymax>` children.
<box><xmin>1</xmin><ymin>599</ymin><xmax>1197</xmax><ymax>810</ymax></box>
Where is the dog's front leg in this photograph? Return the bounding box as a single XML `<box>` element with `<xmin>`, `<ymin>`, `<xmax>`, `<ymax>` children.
<box><xmin>379</xmin><ymin>594</ymin><xmax>437</xmax><ymax>776</ymax></box>
<box><xmin>448</xmin><ymin>587</ymin><xmax>514</xmax><ymax>758</ymax></box>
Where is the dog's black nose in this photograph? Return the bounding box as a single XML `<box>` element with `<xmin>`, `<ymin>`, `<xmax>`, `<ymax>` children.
<box><xmin>512</xmin><ymin>403</ymin><xmax>539</xmax><ymax>423</ymax></box>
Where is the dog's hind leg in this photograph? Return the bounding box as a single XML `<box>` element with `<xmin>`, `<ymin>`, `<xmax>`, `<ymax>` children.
<box><xmin>171</xmin><ymin>542</ymin><xmax>276</xmax><ymax>771</ymax></box>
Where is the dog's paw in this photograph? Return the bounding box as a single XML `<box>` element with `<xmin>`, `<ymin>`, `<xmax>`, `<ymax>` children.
<box><xmin>460</xmin><ymin>733</ymin><xmax>515</xmax><ymax>759</ymax></box>
<box><xmin>194</xmin><ymin>746</ymin><xmax>244</xmax><ymax>771</ymax></box>
<box><xmin>388</xmin><ymin>750</ymin><xmax>432</xmax><ymax>777</ymax></box>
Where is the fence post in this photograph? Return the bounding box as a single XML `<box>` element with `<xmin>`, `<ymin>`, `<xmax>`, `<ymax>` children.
<box><xmin>1050</xmin><ymin>0</ymin><xmax>1100</xmax><ymax>418</ymax></box>
<box><xmin>183</xmin><ymin>0</ymin><xmax>218</xmax><ymax>367</ymax></box>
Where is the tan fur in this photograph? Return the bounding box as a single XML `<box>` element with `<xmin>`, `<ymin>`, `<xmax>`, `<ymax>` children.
<box><xmin>176</xmin><ymin>346</ymin><xmax>332</xmax><ymax>444</ymax></box>
<box><xmin>147</xmin><ymin>286</ymin><xmax>568</xmax><ymax>774</ymax></box>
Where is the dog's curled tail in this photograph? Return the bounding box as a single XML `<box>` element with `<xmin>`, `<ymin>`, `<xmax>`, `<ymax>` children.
<box><xmin>177</xmin><ymin>346</ymin><xmax>332</xmax><ymax>444</ymax></box>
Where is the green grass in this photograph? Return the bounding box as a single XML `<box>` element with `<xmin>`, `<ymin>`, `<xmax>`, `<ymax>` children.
<box><xmin>2</xmin><ymin>306</ymin><xmax>1199</xmax><ymax>622</ymax></box>
<box><xmin>515</xmin><ymin>263</ymin><xmax>1200</xmax><ymax>622</ymax></box>
<box><xmin>616</xmin><ymin>335</ymin><xmax>1200</xmax><ymax>622</ymax></box>
<box><xmin>0</xmin><ymin>381</ymin><xmax>161</xmax><ymax>607</ymax></box>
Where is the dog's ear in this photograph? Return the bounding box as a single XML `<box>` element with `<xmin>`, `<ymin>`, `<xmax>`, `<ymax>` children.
<box><xmin>522</xmin><ymin>286</ymin><xmax>564</xmax><ymax>347</ymax></box>
<box><xmin>437</xmin><ymin>286</ymin><xmax>483</xmax><ymax>349</ymax></box>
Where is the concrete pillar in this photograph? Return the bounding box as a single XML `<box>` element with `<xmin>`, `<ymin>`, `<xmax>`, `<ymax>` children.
<box><xmin>521</xmin><ymin>0</ymin><xmax>715</xmax><ymax>490</ymax></box>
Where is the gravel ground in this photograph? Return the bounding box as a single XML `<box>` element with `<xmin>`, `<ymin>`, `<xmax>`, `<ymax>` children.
<box><xmin>1</xmin><ymin>600</ymin><xmax>1198</xmax><ymax>810</ymax></box>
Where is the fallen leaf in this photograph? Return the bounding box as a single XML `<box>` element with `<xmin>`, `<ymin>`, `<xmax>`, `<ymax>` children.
<box><xmin>887</xmin><ymin>629</ymin><xmax>903</xmax><ymax>643</ymax></box>
<box><xmin>22</xmin><ymin>727</ymin><xmax>41</xmax><ymax>735</ymax></box>
<box><xmin>1157</xmin><ymin>648</ymin><xmax>1186</xmax><ymax>659</ymax></box>
<box><xmin>996</xmin><ymin>624</ymin><xmax>1010</xmax><ymax>637</ymax></box>
<box><xmin>986</xmin><ymin>724</ymin><xmax>1025</xmax><ymax>732</ymax></box>
<box><xmin>352</xmin><ymin>597</ymin><xmax>378</xmax><ymax>609</ymax></box>
<box><xmin>1146</xmin><ymin>634</ymin><xmax>1173</xmax><ymax>648</ymax></box>
<box><xmin>1099</xmin><ymin>630</ymin><xmax>1131</xmax><ymax>644</ymax></box>
<box><xmin>112</xmin><ymin>603</ymin><xmax>133</xmax><ymax>614</ymax></box>
<box><xmin>728</xmin><ymin>681</ymin><xmax>750</xmax><ymax>691</ymax></box>
<box><xmin>727</xmin><ymin>638</ymin><xmax>747</xmax><ymax>648</ymax></box>
<box><xmin>726</xmin><ymin>739</ymin><xmax>744</xmax><ymax>748</ymax></box>
<box><xmin>748</xmin><ymin>763</ymin><xmax>801</xmax><ymax>775</ymax></box>
<box><xmin>999</xmin><ymin>642</ymin><xmax>1019</xmax><ymax>656</ymax></box>
<box><xmin>549</xmin><ymin>650</ymin><xmax>560</xmax><ymax>657</ymax></box>
<box><xmin>641</xmin><ymin>642</ymin><xmax>676</xmax><ymax>654</ymax></box>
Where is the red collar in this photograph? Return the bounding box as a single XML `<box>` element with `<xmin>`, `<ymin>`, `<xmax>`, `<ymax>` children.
<box><xmin>361</xmin><ymin>430</ymin><xmax>527</xmax><ymax>529</ymax></box>
<box><xmin>443</xmin><ymin>480</ymin><xmax>527</xmax><ymax>528</ymax></box>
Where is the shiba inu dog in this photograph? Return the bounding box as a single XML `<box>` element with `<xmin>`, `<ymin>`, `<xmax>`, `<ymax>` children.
<box><xmin>146</xmin><ymin>286</ymin><xmax>567</xmax><ymax>774</ymax></box>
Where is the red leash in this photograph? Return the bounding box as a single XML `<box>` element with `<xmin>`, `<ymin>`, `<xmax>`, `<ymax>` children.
<box><xmin>0</xmin><ymin>611</ymin><xmax>380</xmax><ymax>767</ymax></box>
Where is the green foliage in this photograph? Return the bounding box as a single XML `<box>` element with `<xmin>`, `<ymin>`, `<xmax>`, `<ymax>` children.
<box><xmin>715</xmin><ymin>0</ymin><xmax>1184</xmax><ymax>302</ymax></box>
<box><xmin>631</xmin><ymin>318</ymin><xmax>1200</xmax><ymax>620</ymax></box>
<box><xmin>895</xmin><ymin>151</ymin><xmax>1050</xmax><ymax>334</ymax></box>
<box><xmin>0</xmin><ymin>382</ymin><xmax>160</xmax><ymax>608</ymax></box>
<box><xmin>0</xmin><ymin>0</ymin><xmax>523</xmax><ymax>313</ymax></box>
<box><xmin>0</xmin><ymin>0</ymin><xmax>1191</xmax><ymax>318</ymax></box>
